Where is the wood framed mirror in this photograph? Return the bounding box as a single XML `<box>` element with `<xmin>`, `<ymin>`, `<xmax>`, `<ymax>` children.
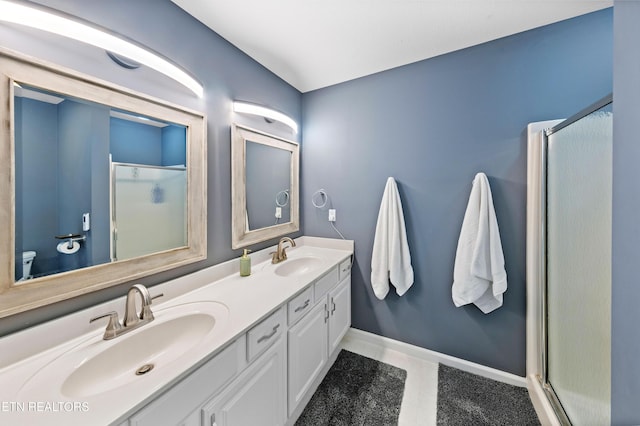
<box><xmin>231</xmin><ymin>124</ymin><xmax>299</xmax><ymax>249</ymax></box>
<box><xmin>0</xmin><ymin>48</ymin><xmax>207</xmax><ymax>318</ymax></box>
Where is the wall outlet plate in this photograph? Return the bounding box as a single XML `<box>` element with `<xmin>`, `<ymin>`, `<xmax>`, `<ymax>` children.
<box><xmin>328</xmin><ymin>209</ymin><xmax>336</xmax><ymax>222</ymax></box>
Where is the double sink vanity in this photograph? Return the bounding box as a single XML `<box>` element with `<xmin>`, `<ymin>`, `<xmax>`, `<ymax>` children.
<box><xmin>0</xmin><ymin>236</ymin><xmax>354</xmax><ymax>425</ymax></box>
<box><xmin>0</xmin><ymin>41</ymin><xmax>349</xmax><ymax>426</ymax></box>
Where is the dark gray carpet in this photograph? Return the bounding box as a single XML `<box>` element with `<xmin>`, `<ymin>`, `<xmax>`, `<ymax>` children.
<box><xmin>437</xmin><ymin>364</ymin><xmax>540</xmax><ymax>425</ymax></box>
<box><xmin>295</xmin><ymin>350</ymin><xmax>407</xmax><ymax>426</ymax></box>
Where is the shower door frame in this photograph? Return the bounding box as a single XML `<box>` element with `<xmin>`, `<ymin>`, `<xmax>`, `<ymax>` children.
<box><xmin>532</xmin><ymin>93</ymin><xmax>612</xmax><ymax>426</ymax></box>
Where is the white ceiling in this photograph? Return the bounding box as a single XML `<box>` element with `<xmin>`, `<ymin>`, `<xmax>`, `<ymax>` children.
<box><xmin>171</xmin><ymin>0</ymin><xmax>612</xmax><ymax>93</ymax></box>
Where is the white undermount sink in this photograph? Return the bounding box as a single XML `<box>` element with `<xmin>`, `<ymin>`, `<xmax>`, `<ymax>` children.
<box><xmin>18</xmin><ymin>301</ymin><xmax>229</xmax><ymax>400</ymax></box>
<box><xmin>274</xmin><ymin>256</ymin><xmax>323</xmax><ymax>277</ymax></box>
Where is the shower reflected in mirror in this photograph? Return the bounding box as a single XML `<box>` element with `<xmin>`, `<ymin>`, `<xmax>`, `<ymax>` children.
<box><xmin>14</xmin><ymin>84</ymin><xmax>187</xmax><ymax>281</ymax></box>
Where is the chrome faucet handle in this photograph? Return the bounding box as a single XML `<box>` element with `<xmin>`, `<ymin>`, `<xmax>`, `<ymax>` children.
<box><xmin>141</xmin><ymin>292</ymin><xmax>164</xmax><ymax>321</ymax></box>
<box><xmin>90</xmin><ymin>311</ymin><xmax>122</xmax><ymax>340</ymax></box>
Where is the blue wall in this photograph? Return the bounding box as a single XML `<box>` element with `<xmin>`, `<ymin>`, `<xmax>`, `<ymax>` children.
<box><xmin>58</xmin><ymin>99</ymin><xmax>111</xmax><ymax>271</ymax></box>
<box><xmin>14</xmin><ymin>97</ymin><xmax>60</xmax><ymax>278</ymax></box>
<box><xmin>612</xmin><ymin>1</ymin><xmax>640</xmax><ymax>423</ymax></box>
<box><xmin>301</xmin><ymin>9</ymin><xmax>613</xmax><ymax>376</ymax></box>
<box><xmin>110</xmin><ymin>118</ymin><xmax>163</xmax><ymax>165</ymax></box>
<box><xmin>110</xmin><ymin>119</ymin><xmax>187</xmax><ymax>166</ymax></box>
<box><xmin>15</xmin><ymin>98</ymin><xmax>119</xmax><ymax>278</ymax></box>
<box><xmin>162</xmin><ymin>125</ymin><xmax>187</xmax><ymax>166</ymax></box>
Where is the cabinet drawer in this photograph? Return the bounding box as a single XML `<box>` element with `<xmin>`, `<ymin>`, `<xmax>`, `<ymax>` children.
<box><xmin>247</xmin><ymin>307</ymin><xmax>285</xmax><ymax>363</ymax></box>
<box><xmin>288</xmin><ymin>286</ymin><xmax>314</xmax><ymax>326</ymax></box>
<box><xmin>314</xmin><ymin>267</ymin><xmax>339</xmax><ymax>301</ymax></box>
<box><xmin>338</xmin><ymin>257</ymin><xmax>352</xmax><ymax>281</ymax></box>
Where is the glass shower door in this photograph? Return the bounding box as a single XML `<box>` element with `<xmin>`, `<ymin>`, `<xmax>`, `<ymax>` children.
<box><xmin>545</xmin><ymin>104</ymin><xmax>612</xmax><ymax>424</ymax></box>
<box><xmin>112</xmin><ymin>164</ymin><xmax>187</xmax><ymax>261</ymax></box>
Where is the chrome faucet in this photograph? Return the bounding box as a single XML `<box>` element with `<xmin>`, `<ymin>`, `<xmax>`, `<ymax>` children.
<box><xmin>271</xmin><ymin>237</ymin><xmax>296</xmax><ymax>264</ymax></box>
<box><xmin>90</xmin><ymin>284</ymin><xmax>162</xmax><ymax>340</ymax></box>
<box><xmin>124</xmin><ymin>284</ymin><xmax>153</xmax><ymax>327</ymax></box>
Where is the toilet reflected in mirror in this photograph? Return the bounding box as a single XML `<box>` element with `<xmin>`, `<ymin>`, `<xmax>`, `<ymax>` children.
<box><xmin>13</xmin><ymin>84</ymin><xmax>187</xmax><ymax>281</ymax></box>
<box><xmin>19</xmin><ymin>251</ymin><xmax>36</xmax><ymax>281</ymax></box>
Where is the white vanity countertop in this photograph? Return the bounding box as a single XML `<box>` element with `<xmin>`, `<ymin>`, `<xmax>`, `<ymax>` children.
<box><xmin>0</xmin><ymin>236</ymin><xmax>353</xmax><ymax>426</ymax></box>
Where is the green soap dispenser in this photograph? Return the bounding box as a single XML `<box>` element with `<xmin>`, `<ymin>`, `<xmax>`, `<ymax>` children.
<box><xmin>239</xmin><ymin>249</ymin><xmax>251</xmax><ymax>277</ymax></box>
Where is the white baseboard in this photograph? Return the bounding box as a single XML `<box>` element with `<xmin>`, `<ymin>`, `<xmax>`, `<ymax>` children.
<box><xmin>344</xmin><ymin>328</ymin><xmax>527</xmax><ymax>388</ymax></box>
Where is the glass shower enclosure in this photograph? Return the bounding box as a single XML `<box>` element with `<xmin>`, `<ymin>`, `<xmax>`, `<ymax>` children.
<box><xmin>539</xmin><ymin>96</ymin><xmax>612</xmax><ymax>425</ymax></box>
<box><xmin>111</xmin><ymin>162</ymin><xmax>187</xmax><ymax>261</ymax></box>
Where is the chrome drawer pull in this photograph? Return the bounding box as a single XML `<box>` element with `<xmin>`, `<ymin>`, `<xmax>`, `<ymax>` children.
<box><xmin>331</xmin><ymin>299</ymin><xmax>336</xmax><ymax>314</ymax></box>
<box><xmin>294</xmin><ymin>299</ymin><xmax>310</xmax><ymax>313</ymax></box>
<box><xmin>257</xmin><ymin>323</ymin><xmax>280</xmax><ymax>343</ymax></box>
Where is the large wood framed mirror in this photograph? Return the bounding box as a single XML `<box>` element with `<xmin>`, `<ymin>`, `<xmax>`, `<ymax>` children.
<box><xmin>231</xmin><ymin>124</ymin><xmax>299</xmax><ymax>249</ymax></box>
<box><xmin>0</xmin><ymin>48</ymin><xmax>207</xmax><ymax>318</ymax></box>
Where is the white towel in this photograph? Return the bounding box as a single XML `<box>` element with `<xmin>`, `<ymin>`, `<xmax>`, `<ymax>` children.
<box><xmin>452</xmin><ymin>173</ymin><xmax>507</xmax><ymax>313</ymax></box>
<box><xmin>371</xmin><ymin>177</ymin><xmax>414</xmax><ymax>299</ymax></box>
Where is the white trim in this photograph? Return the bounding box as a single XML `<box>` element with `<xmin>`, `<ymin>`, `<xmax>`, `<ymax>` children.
<box><xmin>526</xmin><ymin>119</ymin><xmax>563</xmax><ymax>378</ymax></box>
<box><xmin>527</xmin><ymin>375</ymin><xmax>562</xmax><ymax>426</ymax></box>
<box><xmin>344</xmin><ymin>328</ymin><xmax>526</xmax><ymax>388</ymax></box>
<box><xmin>525</xmin><ymin>120</ymin><xmax>564</xmax><ymax>426</ymax></box>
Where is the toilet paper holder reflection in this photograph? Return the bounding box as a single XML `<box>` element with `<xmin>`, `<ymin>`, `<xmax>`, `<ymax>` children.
<box><xmin>55</xmin><ymin>233</ymin><xmax>86</xmax><ymax>249</ymax></box>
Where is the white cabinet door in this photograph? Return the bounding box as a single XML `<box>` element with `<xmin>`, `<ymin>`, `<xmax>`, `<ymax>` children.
<box><xmin>178</xmin><ymin>410</ymin><xmax>202</xmax><ymax>426</ymax></box>
<box><xmin>287</xmin><ymin>300</ymin><xmax>328</xmax><ymax>416</ymax></box>
<box><xmin>328</xmin><ymin>276</ymin><xmax>351</xmax><ymax>354</ymax></box>
<box><xmin>202</xmin><ymin>336</ymin><xmax>286</xmax><ymax>426</ymax></box>
<box><xmin>129</xmin><ymin>339</ymin><xmax>243</xmax><ymax>426</ymax></box>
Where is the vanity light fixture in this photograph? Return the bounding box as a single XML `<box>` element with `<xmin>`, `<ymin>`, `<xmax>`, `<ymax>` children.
<box><xmin>0</xmin><ymin>0</ymin><xmax>204</xmax><ymax>97</ymax></box>
<box><xmin>233</xmin><ymin>101</ymin><xmax>298</xmax><ymax>134</ymax></box>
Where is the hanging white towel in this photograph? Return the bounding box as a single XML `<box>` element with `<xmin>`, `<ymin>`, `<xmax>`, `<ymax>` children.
<box><xmin>371</xmin><ymin>177</ymin><xmax>414</xmax><ymax>300</ymax></box>
<box><xmin>452</xmin><ymin>173</ymin><xmax>507</xmax><ymax>313</ymax></box>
